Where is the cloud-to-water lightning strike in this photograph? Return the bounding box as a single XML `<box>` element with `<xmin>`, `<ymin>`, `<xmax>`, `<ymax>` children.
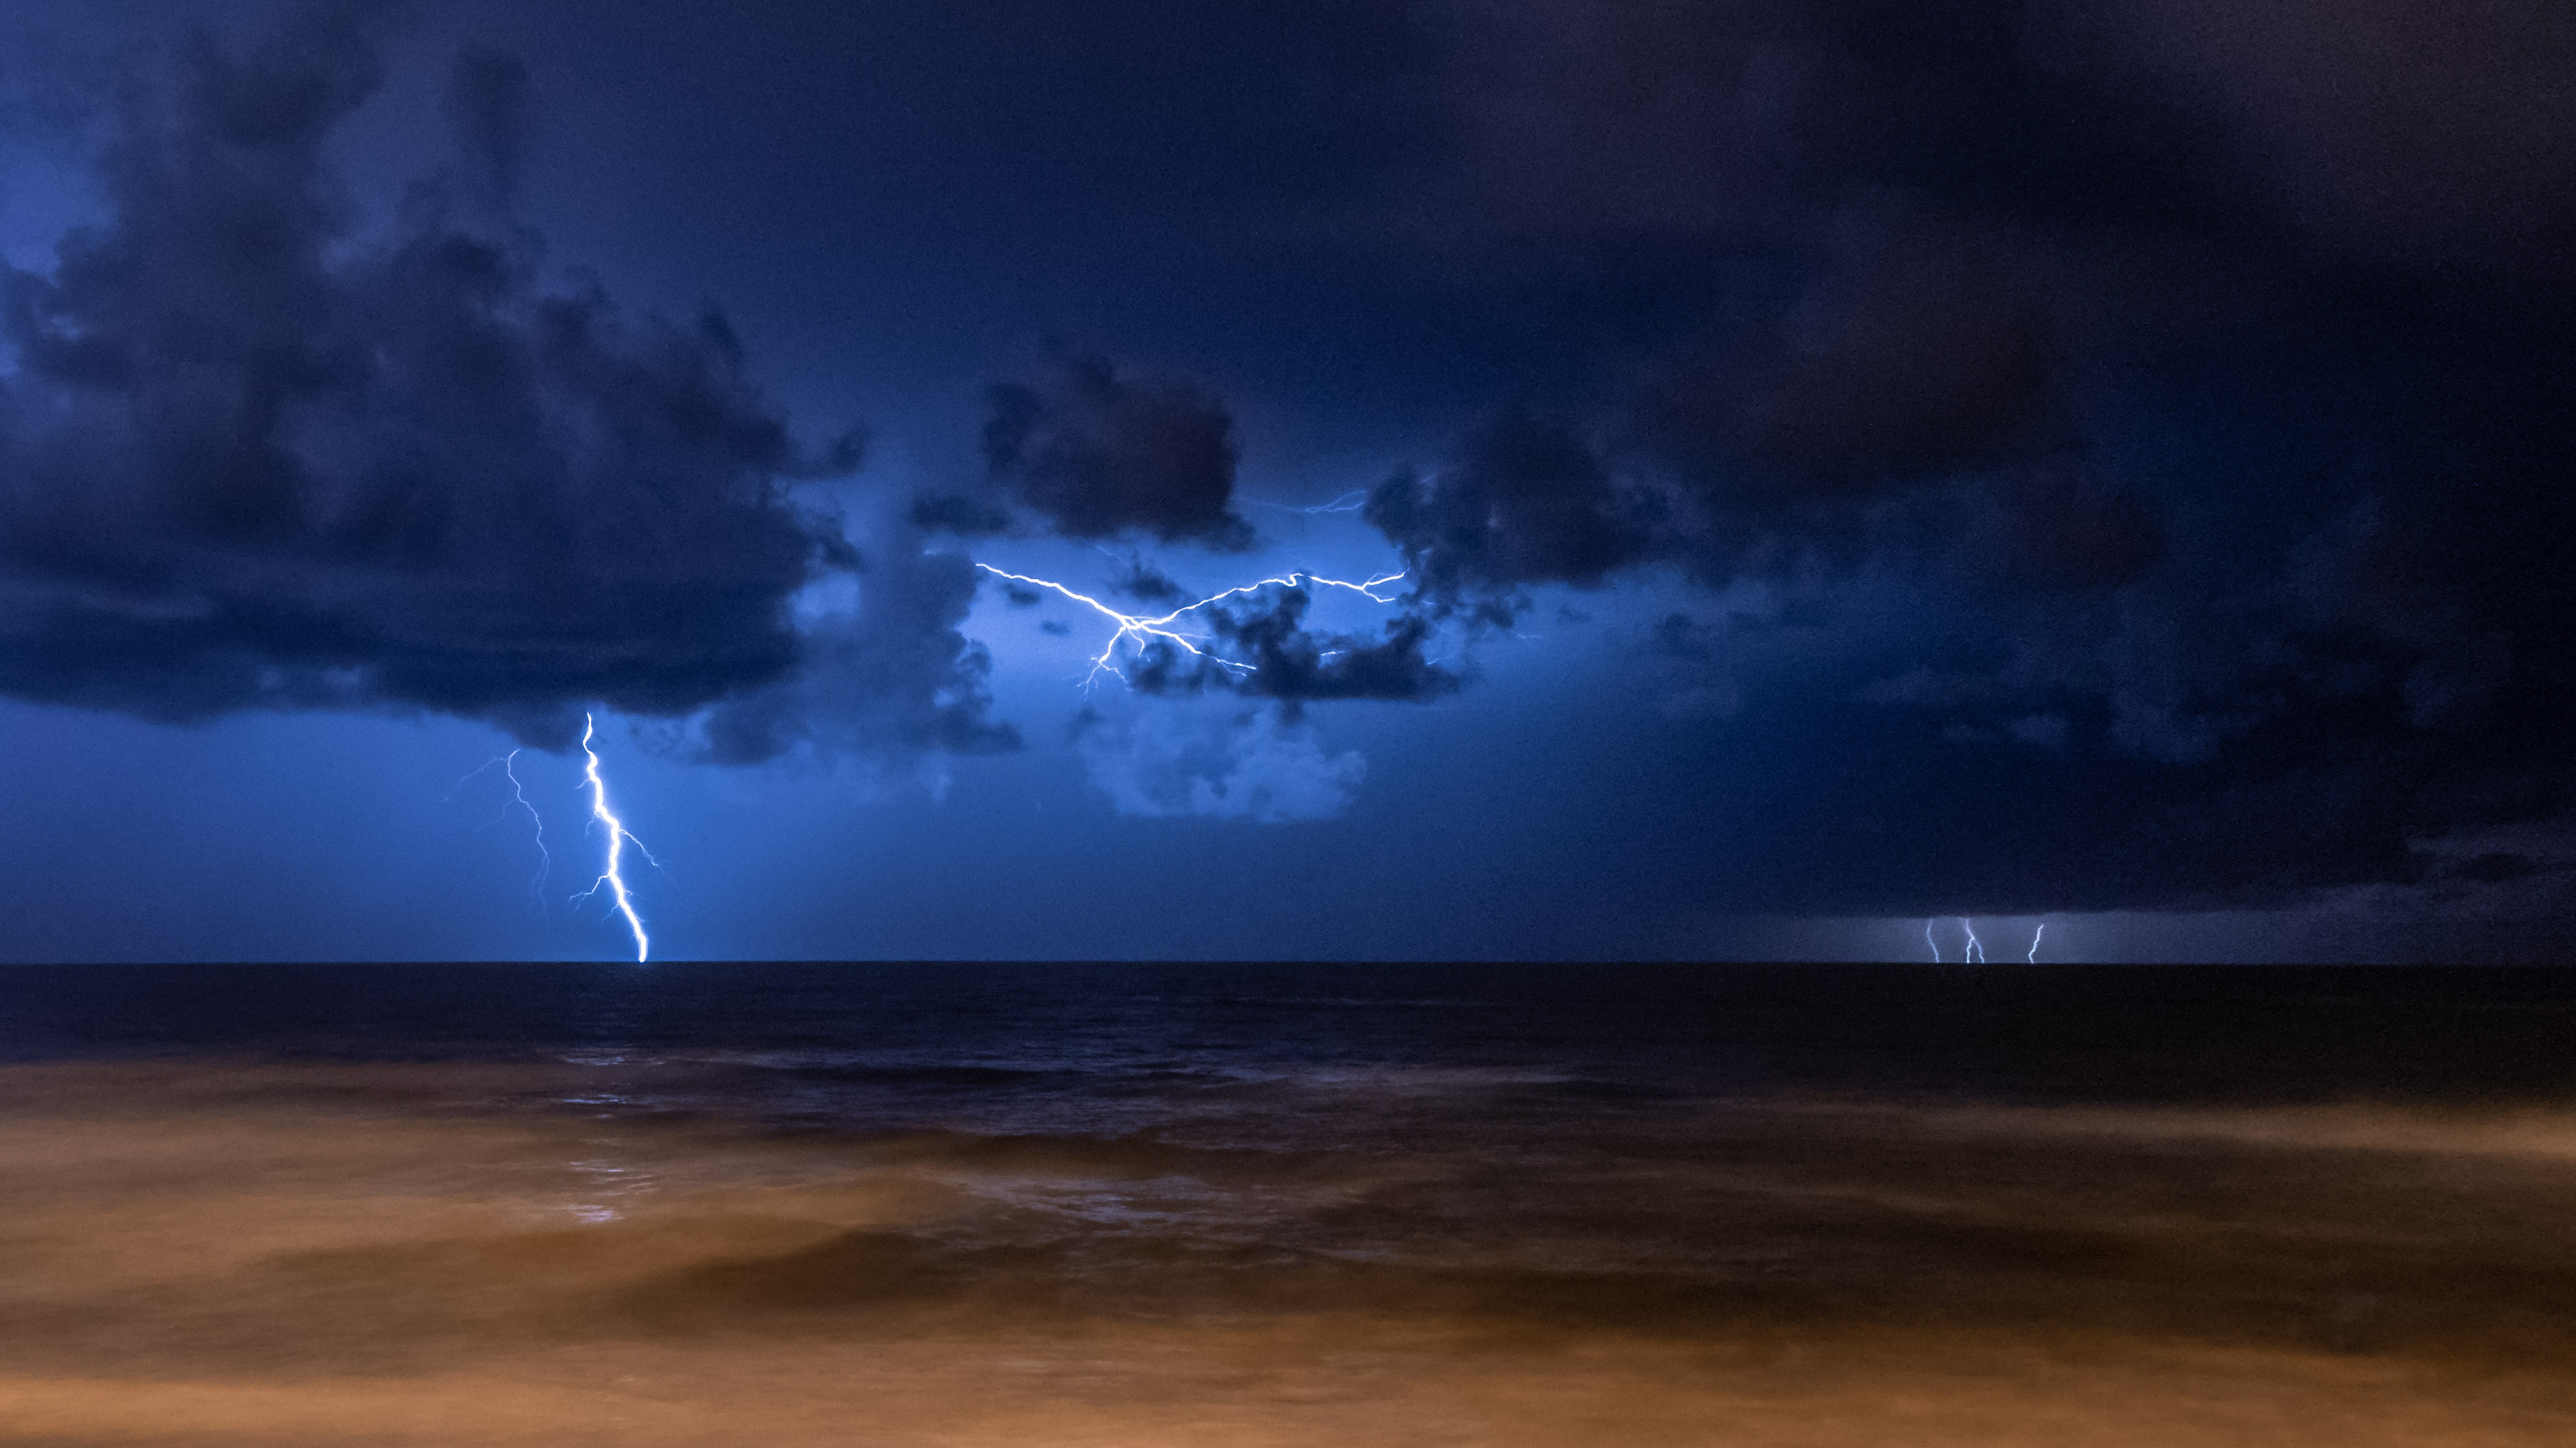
<box><xmin>1925</xmin><ymin>918</ymin><xmax>1941</xmax><ymax>963</ymax></box>
<box><xmin>976</xmin><ymin>562</ymin><xmax>1405</xmax><ymax>689</ymax></box>
<box><xmin>1958</xmin><ymin>917</ymin><xmax>1986</xmax><ymax>964</ymax></box>
<box><xmin>570</xmin><ymin>713</ymin><xmax>656</xmax><ymax>963</ymax></box>
<box><xmin>2028</xmin><ymin>920</ymin><xmax>2046</xmax><ymax>964</ymax></box>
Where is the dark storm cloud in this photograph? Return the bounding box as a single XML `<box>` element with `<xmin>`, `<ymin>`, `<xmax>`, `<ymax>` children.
<box><xmin>1644</xmin><ymin>217</ymin><xmax>2068</xmax><ymax>504</ymax></box>
<box><xmin>1346</xmin><ymin>0</ymin><xmax>2576</xmax><ymax>914</ymax></box>
<box><xmin>2059</xmin><ymin>0</ymin><xmax>2576</xmax><ymax>268</ymax></box>
<box><xmin>1366</xmin><ymin>409</ymin><xmax>1666</xmax><ymax>618</ymax></box>
<box><xmin>681</xmin><ymin>528</ymin><xmax>1017</xmax><ymax>765</ymax></box>
<box><xmin>439</xmin><ymin>45</ymin><xmax>526</xmax><ymax>208</ymax></box>
<box><xmin>1125</xmin><ymin>585</ymin><xmax>1457</xmax><ymax>710</ymax></box>
<box><xmin>1102</xmin><ymin>554</ymin><xmax>1183</xmax><ymax>605</ymax></box>
<box><xmin>1217</xmin><ymin>601</ymin><xmax>1454</xmax><ymax>709</ymax></box>
<box><xmin>1365</xmin><ymin>212</ymin><xmax>2135</xmax><ymax>606</ymax></box>
<box><xmin>982</xmin><ymin>353</ymin><xmax>1254</xmax><ymax>551</ymax></box>
<box><xmin>906</xmin><ymin>492</ymin><xmax>1009</xmax><ymax>540</ymax></box>
<box><xmin>1970</xmin><ymin>462</ymin><xmax>2165</xmax><ymax>595</ymax></box>
<box><xmin>0</xmin><ymin>12</ymin><xmax>999</xmax><ymax>757</ymax></box>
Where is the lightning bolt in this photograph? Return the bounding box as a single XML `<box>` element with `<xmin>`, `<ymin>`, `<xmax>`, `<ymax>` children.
<box><xmin>1958</xmin><ymin>917</ymin><xmax>1986</xmax><ymax>964</ymax></box>
<box><xmin>451</xmin><ymin>750</ymin><xmax>550</xmax><ymax>908</ymax></box>
<box><xmin>1925</xmin><ymin>918</ymin><xmax>1940</xmax><ymax>963</ymax></box>
<box><xmin>976</xmin><ymin>562</ymin><xmax>1404</xmax><ymax>689</ymax></box>
<box><xmin>569</xmin><ymin>712</ymin><xmax>655</xmax><ymax>963</ymax></box>
<box><xmin>1252</xmin><ymin>489</ymin><xmax>1370</xmax><ymax>515</ymax></box>
<box><xmin>2027</xmin><ymin>920</ymin><xmax>2046</xmax><ymax>964</ymax></box>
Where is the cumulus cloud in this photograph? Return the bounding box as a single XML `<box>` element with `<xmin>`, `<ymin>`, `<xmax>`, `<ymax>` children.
<box><xmin>1339</xmin><ymin>0</ymin><xmax>2576</xmax><ymax>912</ymax></box>
<box><xmin>1073</xmin><ymin>699</ymin><xmax>1366</xmax><ymax>822</ymax></box>
<box><xmin>1098</xmin><ymin>581</ymin><xmax>1460</xmax><ymax>710</ymax></box>
<box><xmin>1366</xmin><ymin>409</ymin><xmax>1664</xmax><ymax>614</ymax></box>
<box><xmin>981</xmin><ymin>353</ymin><xmax>1253</xmax><ymax>550</ymax></box>
<box><xmin>903</xmin><ymin>0</ymin><xmax>2570</xmax><ymax>905</ymax></box>
<box><xmin>679</xmin><ymin>508</ymin><xmax>1017</xmax><ymax>765</ymax></box>
<box><xmin>0</xmin><ymin>13</ymin><xmax>1003</xmax><ymax>761</ymax></box>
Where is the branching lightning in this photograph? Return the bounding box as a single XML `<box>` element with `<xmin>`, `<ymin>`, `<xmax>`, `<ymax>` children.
<box><xmin>1252</xmin><ymin>489</ymin><xmax>1370</xmax><ymax>515</ymax></box>
<box><xmin>2027</xmin><ymin>920</ymin><xmax>2046</xmax><ymax>964</ymax></box>
<box><xmin>976</xmin><ymin>562</ymin><xmax>1404</xmax><ymax>689</ymax></box>
<box><xmin>1958</xmin><ymin>916</ymin><xmax>1986</xmax><ymax>964</ymax></box>
<box><xmin>569</xmin><ymin>713</ymin><xmax>657</xmax><ymax>963</ymax></box>
<box><xmin>452</xmin><ymin>749</ymin><xmax>550</xmax><ymax>909</ymax></box>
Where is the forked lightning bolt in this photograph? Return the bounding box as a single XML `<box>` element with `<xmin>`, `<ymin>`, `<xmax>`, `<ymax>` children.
<box><xmin>1958</xmin><ymin>917</ymin><xmax>1986</xmax><ymax>964</ymax></box>
<box><xmin>570</xmin><ymin>713</ymin><xmax>657</xmax><ymax>963</ymax></box>
<box><xmin>1252</xmin><ymin>489</ymin><xmax>1370</xmax><ymax>515</ymax></box>
<box><xmin>976</xmin><ymin>562</ymin><xmax>1404</xmax><ymax>689</ymax></box>
<box><xmin>453</xmin><ymin>750</ymin><xmax>550</xmax><ymax>908</ymax></box>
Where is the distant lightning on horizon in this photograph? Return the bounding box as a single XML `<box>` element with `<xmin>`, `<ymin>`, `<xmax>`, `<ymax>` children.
<box><xmin>1927</xmin><ymin>917</ymin><xmax>2049</xmax><ymax>964</ymax></box>
<box><xmin>1923</xmin><ymin>917</ymin><xmax>1989</xmax><ymax>963</ymax></box>
<box><xmin>570</xmin><ymin>713</ymin><xmax>656</xmax><ymax>963</ymax></box>
<box><xmin>976</xmin><ymin>562</ymin><xmax>1404</xmax><ymax>689</ymax></box>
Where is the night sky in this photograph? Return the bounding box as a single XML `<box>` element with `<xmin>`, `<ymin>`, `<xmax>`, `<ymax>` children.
<box><xmin>1</xmin><ymin>0</ymin><xmax>2570</xmax><ymax>962</ymax></box>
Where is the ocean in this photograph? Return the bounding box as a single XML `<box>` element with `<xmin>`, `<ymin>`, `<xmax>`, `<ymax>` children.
<box><xmin>1</xmin><ymin>962</ymin><xmax>2571</xmax><ymax>1445</ymax></box>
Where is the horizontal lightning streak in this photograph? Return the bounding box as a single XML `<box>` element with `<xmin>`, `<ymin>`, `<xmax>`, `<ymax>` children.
<box><xmin>976</xmin><ymin>562</ymin><xmax>1404</xmax><ymax>689</ymax></box>
<box><xmin>1252</xmin><ymin>489</ymin><xmax>1370</xmax><ymax>515</ymax></box>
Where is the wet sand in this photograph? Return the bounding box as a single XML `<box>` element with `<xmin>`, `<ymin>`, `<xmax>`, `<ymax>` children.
<box><xmin>3</xmin><ymin>1055</ymin><xmax>2571</xmax><ymax>1446</ymax></box>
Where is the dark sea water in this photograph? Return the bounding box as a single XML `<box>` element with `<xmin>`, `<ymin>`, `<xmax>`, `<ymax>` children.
<box><xmin>3</xmin><ymin>962</ymin><xmax>2573</xmax><ymax>1446</ymax></box>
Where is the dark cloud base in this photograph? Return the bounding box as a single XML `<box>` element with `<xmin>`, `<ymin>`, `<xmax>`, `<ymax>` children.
<box><xmin>0</xmin><ymin>11</ymin><xmax>1001</xmax><ymax>759</ymax></box>
<box><xmin>7</xmin><ymin>0</ymin><xmax>2573</xmax><ymax>934</ymax></box>
<box><xmin>1330</xmin><ymin>0</ymin><xmax>2576</xmax><ymax>917</ymax></box>
<box><xmin>982</xmin><ymin>353</ymin><xmax>1253</xmax><ymax>551</ymax></box>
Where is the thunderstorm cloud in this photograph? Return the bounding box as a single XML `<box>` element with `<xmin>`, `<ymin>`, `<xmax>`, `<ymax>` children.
<box><xmin>4</xmin><ymin>0</ymin><xmax>2573</xmax><ymax>948</ymax></box>
<box><xmin>981</xmin><ymin>353</ymin><xmax>1254</xmax><ymax>552</ymax></box>
<box><xmin>1304</xmin><ymin>0</ymin><xmax>2576</xmax><ymax>916</ymax></box>
<box><xmin>0</xmin><ymin>14</ymin><xmax>998</xmax><ymax>759</ymax></box>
